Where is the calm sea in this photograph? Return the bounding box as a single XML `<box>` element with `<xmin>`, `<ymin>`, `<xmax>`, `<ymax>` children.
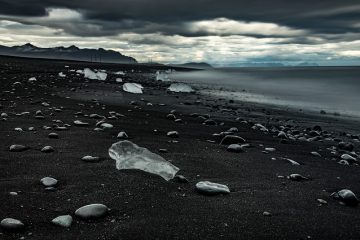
<box><xmin>171</xmin><ymin>67</ymin><xmax>360</xmax><ymax>119</ymax></box>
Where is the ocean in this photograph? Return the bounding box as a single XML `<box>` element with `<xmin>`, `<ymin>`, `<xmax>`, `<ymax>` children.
<box><xmin>170</xmin><ymin>67</ymin><xmax>360</xmax><ymax>119</ymax></box>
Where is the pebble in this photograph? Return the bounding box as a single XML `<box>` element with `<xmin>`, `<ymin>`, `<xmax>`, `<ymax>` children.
<box><xmin>40</xmin><ymin>177</ymin><xmax>58</xmax><ymax>187</ymax></box>
<box><xmin>174</xmin><ymin>175</ymin><xmax>189</xmax><ymax>183</ymax></box>
<box><xmin>0</xmin><ymin>218</ymin><xmax>25</xmax><ymax>232</ymax></box>
<box><xmin>9</xmin><ymin>144</ymin><xmax>28</xmax><ymax>152</ymax></box>
<box><xmin>265</xmin><ymin>147</ymin><xmax>276</xmax><ymax>152</ymax></box>
<box><xmin>74</xmin><ymin>120</ymin><xmax>89</xmax><ymax>126</ymax></box>
<box><xmin>317</xmin><ymin>199</ymin><xmax>327</xmax><ymax>204</ymax></box>
<box><xmin>117</xmin><ymin>131</ymin><xmax>128</xmax><ymax>139</ymax></box>
<box><xmin>341</xmin><ymin>154</ymin><xmax>357</xmax><ymax>163</ymax></box>
<box><xmin>288</xmin><ymin>174</ymin><xmax>309</xmax><ymax>181</ymax></box>
<box><xmin>48</xmin><ymin>133</ymin><xmax>59</xmax><ymax>139</ymax></box>
<box><xmin>311</xmin><ymin>151</ymin><xmax>321</xmax><ymax>157</ymax></box>
<box><xmin>167</xmin><ymin>131</ymin><xmax>179</xmax><ymax>138</ymax></box>
<box><xmin>100</xmin><ymin>123</ymin><xmax>113</xmax><ymax>129</ymax></box>
<box><xmin>41</xmin><ymin>146</ymin><xmax>55</xmax><ymax>153</ymax></box>
<box><xmin>263</xmin><ymin>211</ymin><xmax>272</xmax><ymax>216</ymax></box>
<box><xmin>82</xmin><ymin>156</ymin><xmax>101</xmax><ymax>162</ymax></box>
<box><xmin>75</xmin><ymin>204</ymin><xmax>109</xmax><ymax>219</ymax></box>
<box><xmin>332</xmin><ymin>189</ymin><xmax>358</xmax><ymax>206</ymax></box>
<box><xmin>227</xmin><ymin>144</ymin><xmax>244</xmax><ymax>153</ymax></box>
<box><xmin>51</xmin><ymin>215</ymin><xmax>73</xmax><ymax>228</ymax></box>
<box><xmin>195</xmin><ymin>181</ymin><xmax>230</xmax><ymax>195</ymax></box>
<box><xmin>220</xmin><ymin>135</ymin><xmax>246</xmax><ymax>145</ymax></box>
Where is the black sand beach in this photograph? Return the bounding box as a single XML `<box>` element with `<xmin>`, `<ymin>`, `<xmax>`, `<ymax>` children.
<box><xmin>1</xmin><ymin>56</ymin><xmax>359</xmax><ymax>240</ymax></box>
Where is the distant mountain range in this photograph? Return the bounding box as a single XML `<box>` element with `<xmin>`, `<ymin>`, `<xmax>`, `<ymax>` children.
<box><xmin>0</xmin><ymin>43</ymin><xmax>137</xmax><ymax>63</ymax></box>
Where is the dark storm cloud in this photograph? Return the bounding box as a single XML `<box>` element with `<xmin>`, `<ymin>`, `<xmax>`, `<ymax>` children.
<box><xmin>0</xmin><ymin>0</ymin><xmax>359</xmax><ymax>37</ymax></box>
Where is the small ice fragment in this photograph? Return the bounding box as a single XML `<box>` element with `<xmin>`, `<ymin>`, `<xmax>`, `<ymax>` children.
<box><xmin>116</xmin><ymin>78</ymin><xmax>123</xmax><ymax>83</ymax></box>
<box><xmin>108</xmin><ymin>140</ymin><xmax>179</xmax><ymax>181</ymax></box>
<box><xmin>58</xmin><ymin>72</ymin><xmax>66</xmax><ymax>77</ymax></box>
<box><xmin>114</xmin><ymin>71</ymin><xmax>125</xmax><ymax>75</ymax></box>
<box><xmin>83</xmin><ymin>68</ymin><xmax>107</xmax><ymax>80</ymax></box>
<box><xmin>168</xmin><ymin>83</ymin><xmax>194</xmax><ymax>93</ymax></box>
<box><xmin>122</xmin><ymin>83</ymin><xmax>143</xmax><ymax>94</ymax></box>
<box><xmin>156</xmin><ymin>71</ymin><xmax>170</xmax><ymax>81</ymax></box>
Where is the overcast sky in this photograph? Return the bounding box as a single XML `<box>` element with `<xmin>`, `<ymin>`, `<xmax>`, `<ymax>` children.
<box><xmin>0</xmin><ymin>0</ymin><xmax>359</xmax><ymax>65</ymax></box>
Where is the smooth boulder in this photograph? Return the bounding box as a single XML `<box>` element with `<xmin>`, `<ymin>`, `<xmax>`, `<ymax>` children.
<box><xmin>52</xmin><ymin>215</ymin><xmax>73</xmax><ymax>228</ymax></box>
<box><xmin>75</xmin><ymin>204</ymin><xmax>109</xmax><ymax>219</ymax></box>
<box><xmin>0</xmin><ymin>218</ymin><xmax>25</xmax><ymax>232</ymax></box>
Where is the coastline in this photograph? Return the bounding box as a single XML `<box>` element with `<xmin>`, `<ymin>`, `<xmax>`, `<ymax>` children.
<box><xmin>1</xmin><ymin>56</ymin><xmax>359</xmax><ymax>240</ymax></box>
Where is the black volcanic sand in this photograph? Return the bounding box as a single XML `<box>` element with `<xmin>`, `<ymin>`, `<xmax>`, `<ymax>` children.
<box><xmin>0</xmin><ymin>55</ymin><xmax>360</xmax><ymax>240</ymax></box>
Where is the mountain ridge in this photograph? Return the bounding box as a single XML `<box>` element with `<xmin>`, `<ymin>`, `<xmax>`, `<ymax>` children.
<box><xmin>0</xmin><ymin>43</ymin><xmax>137</xmax><ymax>64</ymax></box>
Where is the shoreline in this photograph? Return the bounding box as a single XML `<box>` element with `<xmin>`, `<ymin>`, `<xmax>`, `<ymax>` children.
<box><xmin>1</xmin><ymin>56</ymin><xmax>359</xmax><ymax>240</ymax></box>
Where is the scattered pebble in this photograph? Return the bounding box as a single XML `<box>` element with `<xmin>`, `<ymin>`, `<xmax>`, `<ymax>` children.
<box><xmin>75</xmin><ymin>204</ymin><xmax>109</xmax><ymax>219</ymax></box>
<box><xmin>195</xmin><ymin>181</ymin><xmax>230</xmax><ymax>195</ymax></box>
<box><xmin>51</xmin><ymin>215</ymin><xmax>73</xmax><ymax>228</ymax></box>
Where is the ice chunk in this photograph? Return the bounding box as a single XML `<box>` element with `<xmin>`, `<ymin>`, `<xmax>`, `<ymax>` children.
<box><xmin>58</xmin><ymin>72</ymin><xmax>66</xmax><ymax>77</ymax></box>
<box><xmin>168</xmin><ymin>83</ymin><xmax>194</xmax><ymax>93</ymax></box>
<box><xmin>122</xmin><ymin>83</ymin><xmax>143</xmax><ymax>94</ymax></box>
<box><xmin>28</xmin><ymin>77</ymin><xmax>37</xmax><ymax>82</ymax></box>
<box><xmin>116</xmin><ymin>78</ymin><xmax>123</xmax><ymax>83</ymax></box>
<box><xmin>109</xmin><ymin>140</ymin><xmax>179</xmax><ymax>181</ymax></box>
<box><xmin>114</xmin><ymin>71</ymin><xmax>125</xmax><ymax>75</ymax></box>
<box><xmin>156</xmin><ymin>71</ymin><xmax>170</xmax><ymax>81</ymax></box>
<box><xmin>83</xmin><ymin>68</ymin><xmax>107</xmax><ymax>81</ymax></box>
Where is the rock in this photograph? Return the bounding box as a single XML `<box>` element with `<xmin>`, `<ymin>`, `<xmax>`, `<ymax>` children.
<box><xmin>338</xmin><ymin>142</ymin><xmax>354</xmax><ymax>152</ymax></box>
<box><xmin>317</xmin><ymin>199</ymin><xmax>327</xmax><ymax>204</ymax></box>
<box><xmin>228</xmin><ymin>127</ymin><xmax>238</xmax><ymax>133</ymax></box>
<box><xmin>195</xmin><ymin>181</ymin><xmax>230</xmax><ymax>195</ymax></box>
<box><xmin>227</xmin><ymin>144</ymin><xmax>244</xmax><ymax>153</ymax></box>
<box><xmin>41</xmin><ymin>146</ymin><xmax>55</xmax><ymax>153</ymax></box>
<box><xmin>203</xmin><ymin>119</ymin><xmax>217</xmax><ymax>126</ymax></box>
<box><xmin>166</xmin><ymin>114</ymin><xmax>176</xmax><ymax>120</ymax></box>
<box><xmin>40</xmin><ymin>177</ymin><xmax>58</xmax><ymax>187</ymax></box>
<box><xmin>74</xmin><ymin>120</ymin><xmax>89</xmax><ymax>126</ymax></box>
<box><xmin>265</xmin><ymin>147</ymin><xmax>276</xmax><ymax>152</ymax></box>
<box><xmin>82</xmin><ymin>156</ymin><xmax>101</xmax><ymax>162</ymax></box>
<box><xmin>341</xmin><ymin>154</ymin><xmax>357</xmax><ymax>163</ymax></box>
<box><xmin>174</xmin><ymin>175</ymin><xmax>189</xmax><ymax>183</ymax></box>
<box><xmin>0</xmin><ymin>218</ymin><xmax>25</xmax><ymax>232</ymax></box>
<box><xmin>282</xmin><ymin>158</ymin><xmax>301</xmax><ymax>165</ymax></box>
<box><xmin>117</xmin><ymin>131</ymin><xmax>128</xmax><ymax>139</ymax></box>
<box><xmin>277</xmin><ymin>131</ymin><xmax>288</xmax><ymax>139</ymax></box>
<box><xmin>167</xmin><ymin>131</ymin><xmax>179</xmax><ymax>138</ymax></box>
<box><xmin>89</xmin><ymin>114</ymin><xmax>104</xmax><ymax>119</ymax></box>
<box><xmin>263</xmin><ymin>211</ymin><xmax>272</xmax><ymax>217</ymax></box>
<box><xmin>288</xmin><ymin>174</ymin><xmax>309</xmax><ymax>181</ymax></box>
<box><xmin>51</xmin><ymin>215</ymin><xmax>73</xmax><ymax>228</ymax></box>
<box><xmin>313</xmin><ymin>125</ymin><xmax>322</xmax><ymax>132</ymax></box>
<box><xmin>109</xmin><ymin>140</ymin><xmax>179</xmax><ymax>181</ymax></box>
<box><xmin>338</xmin><ymin>159</ymin><xmax>349</xmax><ymax>165</ymax></box>
<box><xmin>75</xmin><ymin>204</ymin><xmax>109</xmax><ymax>219</ymax></box>
<box><xmin>48</xmin><ymin>133</ymin><xmax>59</xmax><ymax>139</ymax></box>
<box><xmin>311</xmin><ymin>152</ymin><xmax>321</xmax><ymax>157</ymax></box>
<box><xmin>100</xmin><ymin>123</ymin><xmax>113</xmax><ymax>129</ymax></box>
<box><xmin>220</xmin><ymin>135</ymin><xmax>246</xmax><ymax>145</ymax></box>
<box><xmin>332</xmin><ymin>189</ymin><xmax>358</xmax><ymax>206</ymax></box>
<box><xmin>9</xmin><ymin>144</ymin><xmax>28</xmax><ymax>152</ymax></box>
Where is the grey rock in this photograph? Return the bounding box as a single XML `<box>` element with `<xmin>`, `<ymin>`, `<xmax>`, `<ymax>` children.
<box><xmin>0</xmin><ymin>218</ymin><xmax>25</xmax><ymax>232</ymax></box>
<box><xmin>75</xmin><ymin>204</ymin><xmax>109</xmax><ymax>219</ymax></box>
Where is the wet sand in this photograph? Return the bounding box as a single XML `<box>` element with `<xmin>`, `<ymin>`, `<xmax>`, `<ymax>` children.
<box><xmin>0</xmin><ymin>56</ymin><xmax>359</xmax><ymax>239</ymax></box>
